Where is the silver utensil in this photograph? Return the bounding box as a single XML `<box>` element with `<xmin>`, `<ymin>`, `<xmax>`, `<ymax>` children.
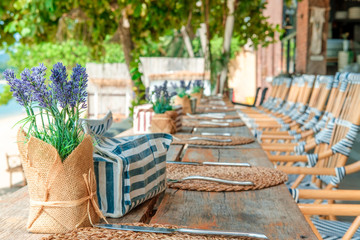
<box><xmin>198</xmin><ymin>121</ymin><xmax>229</xmax><ymax>126</ymax></box>
<box><xmin>167</xmin><ymin>175</ymin><xmax>254</xmax><ymax>186</ymax></box>
<box><xmin>186</xmin><ymin>113</ymin><xmax>225</xmax><ymax>119</ymax></box>
<box><xmin>205</xmin><ymin>106</ymin><xmax>229</xmax><ymax>110</ymax></box>
<box><xmin>188</xmin><ymin>137</ymin><xmax>232</xmax><ymax>142</ymax></box>
<box><xmin>167</xmin><ymin>161</ymin><xmax>251</xmax><ymax>167</ymax></box>
<box><xmin>201</xmin><ymin>132</ymin><xmax>232</xmax><ymax>136</ymax></box>
<box><xmin>211</xmin><ymin>119</ymin><xmax>235</xmax><ymax>123</ymax></box>
<box><xmin>95</xmin><ymin>224</ymin><xmax>268</xmax><ymax>239</ymax></box>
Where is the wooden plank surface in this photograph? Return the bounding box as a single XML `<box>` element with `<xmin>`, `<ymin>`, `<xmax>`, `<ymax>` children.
<box><xmin>150</xmin><ymin>125</ymin><xmax>317</xmax><ymax>239</ymax></box>
<box><xmin>150</xmin><ymin>146</ymin><xmax>317</xmax><ymax>239</ymax></box>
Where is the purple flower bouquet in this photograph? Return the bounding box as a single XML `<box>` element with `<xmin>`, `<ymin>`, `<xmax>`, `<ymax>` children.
<box><xmin>3</xmin><ymin>63</ymin><xmax>105</xmax><ymax>233</ymax></box>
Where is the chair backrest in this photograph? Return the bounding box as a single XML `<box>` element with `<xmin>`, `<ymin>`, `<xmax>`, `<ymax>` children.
<box><xmin>261</xmin><ymin>77</ymin><xmax>289</xmax><ymax>110</ymax></box>
<box><xmin>5</xmin><ymin>153</ymin><xmax>22</xmax><ymax>170</ymax></box>
<box><xmin>297</xmin><ymin>75</ymin><xmax>334</xmax><ymax>128</ymax></box>
<box><xmin>259</xmin><ymin>87</ymin><xmax>268</xmax><ymax>106</ymax></box>
<box><xmin>276</xmin><ymin>75</ymin><xmax>315</xmax><ymax>116</ymax></box>
<box><xmin>310</xmin><ymin>72</ymin><xmax>360</xmax><ymax>187</ymax></box>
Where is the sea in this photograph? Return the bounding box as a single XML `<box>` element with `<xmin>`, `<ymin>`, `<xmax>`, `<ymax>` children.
<box><xmin>0</xmin><ymin>82</ymin><xmax>25</xmax><ymax>118</ymax></box>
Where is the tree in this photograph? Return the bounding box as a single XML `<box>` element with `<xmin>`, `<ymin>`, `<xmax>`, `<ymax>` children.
<box><xmin>1</xmin><ymin>0</ymin><xmax>279</xmax><ymax>106</ymax></box>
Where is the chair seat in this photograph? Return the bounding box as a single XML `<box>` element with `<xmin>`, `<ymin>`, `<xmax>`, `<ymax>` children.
<box><xmin>312</xmin><ymin>218</ymin><xmax>360</xmax><ymax>240</ymax></box>
<box><xmin>6</xmin><ymin>165</ymin><xmax>23</xmax><ymax>173</ymax></box>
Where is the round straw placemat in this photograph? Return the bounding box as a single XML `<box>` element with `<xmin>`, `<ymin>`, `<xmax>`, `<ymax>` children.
<box><xmin>42</xmin><ymin>223</ymin><xmax>253</xmax><ymax>240</ymax></box>
<box><xmin>196</xmin><ymin>107</ymin><xmax>236</xmax><ymax>113</ymax></box>
<box><xmin>172</xmin><ymin>134</ymin><xmax>254</xmax><ymax>146</ymax></box>
<box><xmin>166</xmin><ymin>164</ymin><xmax>288</xmax><ymax>192</ymax></box>
<box><xmin>183</xmin><ymin>115</ymin><xmax>241</xmax><ymax>120</ymax></box>
<box><xmin>183</xmin><ymin>120</ymin><xmax>245</xmax><ymax>128</ymax></box>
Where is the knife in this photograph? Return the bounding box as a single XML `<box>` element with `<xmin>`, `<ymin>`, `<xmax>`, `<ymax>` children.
<box><xmin>95</xmin><ymin>224</ymin><xmax>268</xmax><ymax>239</ymax></box>
<box><xmin>167</xmin><ymin>161</ymin><xmax>251</xmax><ymax>167</ymax></box>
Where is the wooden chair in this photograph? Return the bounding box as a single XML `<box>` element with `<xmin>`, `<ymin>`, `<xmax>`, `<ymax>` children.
<box><xmin>298</xmin><ymin>189</ymin><xmax>360</xmax><ymax>239</ymax></box>
<box><xmin>5</xmin><ymin>153</ymin><xmax>26</xmax><ymax>188</ymax></box>
<box><xmin>259</xmin><ymin>74</ymin><xmax>335</xmax><ymax>142</ymax></box>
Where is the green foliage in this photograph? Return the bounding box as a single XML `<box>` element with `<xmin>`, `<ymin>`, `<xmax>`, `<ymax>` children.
<box><xmin>191</xmin><ymin>86</ymin><xmax>202</xmax><ymax>94</ymax></box>
<box><xmin>128</xmin><ymin>61</ymin><xmax>147</xmax><ymax>118</ymax></box>
<box><xmin>6</xmin><ymin>41</ymin><xmax>125</xmax><ymax>73</ymax></box>
<box><xmin>0</xmin><ymin>85</ymin><xmax>13</xmax><ymax>105</ymax></box>
<box><xmin>0</xmin><ymin>0</ymin><xmax>280</xmax><ymax>110</ymax></box>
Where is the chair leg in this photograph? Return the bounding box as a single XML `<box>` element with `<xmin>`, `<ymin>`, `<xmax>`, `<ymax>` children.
<box><xmin>22</xmin><ymin>171</ymin><xmax>27</xmax><ymax>186</ymax></box>
<box><xmin>304</xmin><ymin>215</ymin><xmax>323</xmax><ymax>240</ymax></box>
<box><xmin>9</xmin><ymin>172</ymin><xmax>12</xmax><ymax>188</ymax></box>
<box><xmin>343</xmin><ymin>216</ymin><xmax>360</xmax><ymax>240</ymax></box>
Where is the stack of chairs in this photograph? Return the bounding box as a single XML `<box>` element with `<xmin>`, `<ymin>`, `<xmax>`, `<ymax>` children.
<box><xmin>238</xmin><ymin>72</ymin><xmax>360</xmax><ymax>239</ymax></box>
<box><xmin>258</xmin><ymin>74</ymin><xmax>335</xmax><ymax>143</ymax></box>
<box><xmin>240</xmin><ymin>75</ymin><xmax>316</xmax><ymax>132</ymax></box>
<box><xmin>239</xmin><ymin>76</ymin><xmax>292</xmax><ymax>119</ymax></box>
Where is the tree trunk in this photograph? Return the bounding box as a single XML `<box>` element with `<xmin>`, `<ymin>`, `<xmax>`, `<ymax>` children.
<box><xmin>118</xmin><ymin>9</ymin><xmax>133</xmax><ymax>71</ymax></box>
<box><xmin>202</xmin><ymin>0</ymin><xmax>214</xmax><ymax>94</ymax></box>
<box><xmin>218</xmin><ymin>0</ymin><xmax>236</xmax><ymax>94</ymax></box>
<box><xmin>181</xmin><ymin>26</ymin><xmax>195</xmax><ymax>57</ymax></box>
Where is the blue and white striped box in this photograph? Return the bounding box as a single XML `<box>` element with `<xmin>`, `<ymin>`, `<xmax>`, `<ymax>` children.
<box><xmin>81</xmin><ymin>112</ymin><xmax>173</xmax><ymax>217</ymax></box>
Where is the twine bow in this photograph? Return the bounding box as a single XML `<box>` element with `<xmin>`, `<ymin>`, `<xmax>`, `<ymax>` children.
<box><xmin>29</xmin><ymin>168</ymin><xmax>108</xmax><ymax>230</ymax></box>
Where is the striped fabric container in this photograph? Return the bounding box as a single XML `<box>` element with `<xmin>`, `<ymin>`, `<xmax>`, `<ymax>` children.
<box><xmin>81</xmin><ymin>112</ymin><xmax>173</xmax><ymax>218</ymax></box>
<box><xmin>133</xmin><ymin>104</ymin><xmax>154</xmax><ymax>134</ymax></box>
<box><xmin>134</xmin><ymin>104</ymin><xmax>183</xmax><ymax>134</ymax></box>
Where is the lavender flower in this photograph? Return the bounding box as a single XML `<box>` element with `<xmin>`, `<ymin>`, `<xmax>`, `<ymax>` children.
<box><xmin>50</xmin><ymin>62</ymin><xmax>71</xmax><ymax>108</ymax></box>
<box><xmin>145</xmin><ymin>87</ymin><xmax>150</xmax><ymax>101</ymax></box>
<box><xmin>172</xmin><ymin>80</ymin><xmax>191</xmax><ymax>98</ymax></box>
<box><xmin>149</xmin><ymin>81</ymin><xmax>174</xmax><ymax>114</ymax></box>
<box><xmin>69</xmin><ymin>64</ymin><xmax>88</xmax><ymax>108</ymax></box>
<box><xmin>193</xmin><ymin>80</ymin><xmax>204</xmax><ymax>88</ymax></box>
<box><xmin>3</xmin><ymin>69</ymin><xmax>31</xmax><ymax>106</ymax></box>
<box><xmin>4</xmin><ymin>62</ymin><xmax>89</xmax><ymax>161</ymax></box>
<box><xmin>29</xmin><ymin>64</ymin><xmax>52</xmax><ymax>108</ymax></box>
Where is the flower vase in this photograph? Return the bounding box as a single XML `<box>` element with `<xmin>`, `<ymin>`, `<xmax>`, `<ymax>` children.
<box><xmin>150</xmin><ymin>111</ymin><xmax>178</xmax><ymax>134</ymax></box>
<box><xmin>17</xmin><ymin>131</ymin><xmax>103</xmax><ymax>233</ymax></box>
<box><xmin>174</xmin><ymin>95</ymin><xmax>191</xmax><ymax>114</ymax></box>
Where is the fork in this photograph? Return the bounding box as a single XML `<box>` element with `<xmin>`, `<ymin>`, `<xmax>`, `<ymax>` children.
<box><xmin>167</xmin><ymin>175</ymin><xmax>254</xmax><ymax>185</ymax></box>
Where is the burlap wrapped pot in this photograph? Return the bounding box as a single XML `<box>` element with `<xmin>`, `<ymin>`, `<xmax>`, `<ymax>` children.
<box><xmin>17</xmin><ymin>131</ymin><xmax>106</xmax><ymax>234</ymax></box>
<box><xmin>174</xmin><ymin>95</ymin><xmax>191</xmax><ymax>114</ymax></box>
<box><xmin>150</xmin><ymin>111</ymin><xmax>178</xmax><ymax>134</ymax></box>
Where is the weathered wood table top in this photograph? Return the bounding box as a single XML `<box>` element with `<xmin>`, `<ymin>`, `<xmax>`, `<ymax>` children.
<box><xmin>0</xmin><ymin>110</ymin><xmax>317</xmax><ymax>240</ymax></box>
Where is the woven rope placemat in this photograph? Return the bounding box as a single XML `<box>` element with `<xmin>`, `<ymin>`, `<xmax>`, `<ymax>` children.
<box><xmin>42</xmin><ymin>223</ymin><xmax>253</xmax><ymax>240</ymax></box>
<box><xmin>167</xmin><ymin>164</ymin><xmax>288</xmax><ymax>192</ymax></box>
<box><xmin>196</xmin><ymin>107</ymin><xmax>236</xmax><ymax>113</ymax></box>
<box><xmin>183</xmin><ymin>115</ymin><xmax>241</xmax><ymax>120</ymax></box>
<box><xmin>183</xmin><ymin>120</ymin><xmax>245</xmax><ymax>128</ymax></box>
<box><xmin>172</xmin><ymin>134</ymin><xmax>254</xmax><ymax>146</ymax></box>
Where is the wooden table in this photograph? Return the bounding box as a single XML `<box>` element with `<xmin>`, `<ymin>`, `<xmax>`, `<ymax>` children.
<box><xmin>0</xmin><ymin>112</ymin><xmax>317</xmax><ymax>239</ymax></box>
